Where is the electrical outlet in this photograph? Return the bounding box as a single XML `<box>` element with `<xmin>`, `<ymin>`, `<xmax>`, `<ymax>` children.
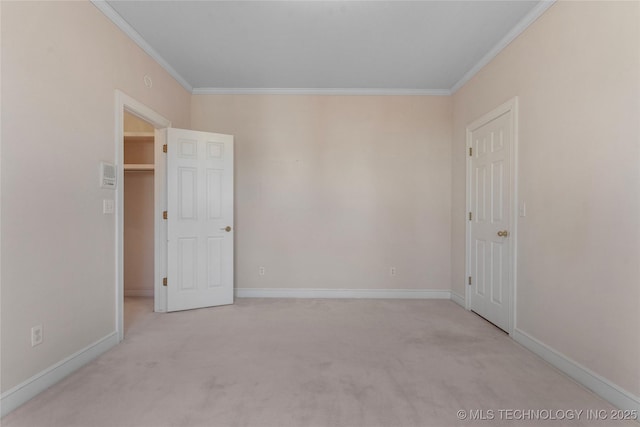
<box><xmin>31</xmin><ymin>325</ymin><xmax>43</xmax><ymax>347</ymax></box>
<box><xmin>390</xmin><ymin>267</ymin><xmax>396</xmax><ymax>277</ymax></box>
<box><xmin>259</xmin><ymin>266</ymin><xmax>265</xmax><ymax>276</ymax></box>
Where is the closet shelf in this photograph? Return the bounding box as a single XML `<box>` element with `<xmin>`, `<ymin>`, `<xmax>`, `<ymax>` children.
<box><xmin>124</xmin><ymin>131</ymin><xmax>154</xmax><ymax>140</ymax></box>
<box><xmin>124</xmin><ymin>164</ymin><xmax>154</xmax><ymax>171</ymax></box>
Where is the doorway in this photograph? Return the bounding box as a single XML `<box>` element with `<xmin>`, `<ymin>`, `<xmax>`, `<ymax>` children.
<box><xmin>465</xmin><ymin>97</ymin><xmax>518</xmax><ymax>333</ymax></box>
<box><xmin>115</xmin><ymin>91</ymin><xmax>171</xmax><ymax>341</ymax></box>
<box><xmin>115</xmin><ymin>91</ymin><xmax>235</xmax><ymax>339</ymax></box>
<box><xmin>123</xmin><ymin>112</ymin><xmax>155</xmax><ymax>333</ymax></box>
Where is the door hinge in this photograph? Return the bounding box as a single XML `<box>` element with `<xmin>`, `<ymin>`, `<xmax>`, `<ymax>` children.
<box><xmin>468</xmin><ymin>212</ymin><xmax>472</xmax><ymax>221</ymax></box>
<box><xmin>163</xmin><ymin>277</ymin><xmax>167</xmax><ymax>287</ymax></box>
<box><xmin>163</xmin><ymin>144</ymin><xmax>167</xmax><ymax>153</ymax></box>
<box><xmin>468</xmin><ymin>276</ymin><xmax>472</xmax><ymax>285</ymax></box>
<box><xmin>469</xmin><ymin>147</ymin><xmax>472</xmax><ymax>156</ymax></box>
<box><xmin>163</xmin><ymin>211</ymin><xmax>168</xmax><ymax>220</ymax></box>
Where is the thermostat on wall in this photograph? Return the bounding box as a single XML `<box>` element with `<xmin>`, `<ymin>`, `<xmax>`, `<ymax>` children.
<box><xmin>100</xmin><ymin>162</ymin><xmax>117</xmax><ymax>189</ymax></box>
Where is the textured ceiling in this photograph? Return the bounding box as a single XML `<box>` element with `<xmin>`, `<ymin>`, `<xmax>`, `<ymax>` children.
<box><xmin>102</xmin><ymin>1</ymin><xmax>545</xmax><ymax>93</ymax></box>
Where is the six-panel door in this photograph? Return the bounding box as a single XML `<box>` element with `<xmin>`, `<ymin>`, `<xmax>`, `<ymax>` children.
<box><xmin>167</xmin><ymin>128</ymin><xmax>234</xmax><ymax>312</ymax></box>
<box><xmin>469</xmin><ymin>112</ymin><xmax>511</xmax><ymax>331</ymax></box>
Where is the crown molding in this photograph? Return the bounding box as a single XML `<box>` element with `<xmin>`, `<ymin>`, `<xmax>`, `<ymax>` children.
<box><xmin>450</xmin><ymin>0</ymin><xmax>556</xmax><ymax>94</ymax></box>
<box><xmin>90</xmin><ymin>0</ymin><xmax>193</xmax><ymax>93</ymax></box>
<box><xmin>192</xmin><ymin>87</ymin><xmax>451</xmax><ymax>96</ymax></box>
<box><xmin>93</xmin><ymin>0</ymin><xmax>555</xmax><ymax>97</ymax></box>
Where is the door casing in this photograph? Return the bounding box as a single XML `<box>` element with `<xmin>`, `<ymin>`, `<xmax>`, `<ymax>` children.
<box><xmin>115</xmin><ymin>91</ymin><xmax>171</xmax><ymax>342</ymax></box>
<box><xmin>465</xmin><ymin>97</ymin><xmax>519</xmax><ymax>335</ymax></box>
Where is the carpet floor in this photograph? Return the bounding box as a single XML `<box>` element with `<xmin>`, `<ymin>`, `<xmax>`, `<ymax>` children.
<box><xmin>2</xmin><ymin>297</ymin><xmax>631</xmax><ymax>427</ymax></box>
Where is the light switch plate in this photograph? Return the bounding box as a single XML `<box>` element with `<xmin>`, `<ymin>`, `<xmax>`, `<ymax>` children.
<box><xmin>103</xmin><ymin>199</ymin><xmax>115</xmax><ymax>214</ymax></box>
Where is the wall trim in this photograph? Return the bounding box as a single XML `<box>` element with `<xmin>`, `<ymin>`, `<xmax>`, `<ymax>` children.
<box><xmin>450</xmin><ymin>0</ymin><xmax>556</xmax><ymax>94</ymax></box>
<box><xmin>512</xmin><ymin>328</ymin><xmax>640</xmax><ymax>412</ymax></box>
<box><xmin>90</xmin><ymin>1</ymin><xmax>193</xmax><ymax>93</ymax></box>
<box><xmin>124</xmin><ymin>290</ymin><xmax>154</xmax><ymax>297</ymax></box>
<box><xmin>91</xmin><ymin>0</ymin><xmax>555</xmax><ymax>97</ymax></box>
<box><xmin>236</xmin><ymin>288</ymin><xmax>452</xmax><ymax>299</ymax></box>
<box><xmin>450</xmin><ymin>292</ymin><xmax>465</xmax><ymax>308</ymax></box>
<box><xmin>0</xmin><ymin>332</ymin><xmax>118</xmax><ymax>417</ymax></box>
<box><xmin>192</xmin><ymin>88</ymin><xmax>451</xmax><ymax>96</ymax></box>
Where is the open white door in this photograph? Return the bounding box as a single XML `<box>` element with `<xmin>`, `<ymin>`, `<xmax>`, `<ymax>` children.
<box><xmin>165</xmin><ymin>128</ymin><xmax>234</xmax><ymax>312</ymax></box>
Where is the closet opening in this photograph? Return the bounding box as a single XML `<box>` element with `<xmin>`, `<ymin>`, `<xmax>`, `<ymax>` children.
<box><xmin>123</xmin><ymin>112</ymin><xmax>155</xmax><ymax>334</ymax></box>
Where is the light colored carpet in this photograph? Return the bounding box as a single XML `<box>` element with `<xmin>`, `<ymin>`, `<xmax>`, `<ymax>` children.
<box><xmin>2</xmin><ymin>298</ymin><xmax>630</xmax><ymax>427</ymax></box>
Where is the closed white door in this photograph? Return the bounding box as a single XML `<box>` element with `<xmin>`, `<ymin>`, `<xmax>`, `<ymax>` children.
<box><xmin>469</xmin><ymin>110</ymin><xmax>513</xmax><ymax>331</ymax></box>
<box><xmin>166</xmin><ymin>128</ymin><xmax>234</xmax><ymax>312</ymax></box>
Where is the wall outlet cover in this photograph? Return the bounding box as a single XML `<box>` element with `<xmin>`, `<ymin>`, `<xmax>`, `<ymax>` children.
<box><xmin>31</xmin><ymin>325</ymin><xmax>43</xmax><ymax>347</ymax></box>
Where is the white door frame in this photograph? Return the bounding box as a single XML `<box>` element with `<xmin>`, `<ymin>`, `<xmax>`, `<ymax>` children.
<box><xmin>465</xmin><ymin>97</ymin><xmax>519</xmax><ymax>335</ymax></box>
<box><xmin>115</xmin><ymin>90</ymin><xmax>170</xmax><ymax>342</ymax></box>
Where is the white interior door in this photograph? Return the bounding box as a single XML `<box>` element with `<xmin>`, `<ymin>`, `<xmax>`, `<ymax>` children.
<box><xmin>468</xmin><ymin>110</ymin><xmax>513</xmax><ymax>331</ymax></box>
<box><xmin>166</xmin><ymin>128</ymin><xmax>234</xmax><ymax>312</ymax></box>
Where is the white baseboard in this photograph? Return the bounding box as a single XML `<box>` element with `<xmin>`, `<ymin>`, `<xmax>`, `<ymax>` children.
<box><xmin>450</xmin><ymin>292</ymin><xmax>465</xmax><ymax>307</ymax></box>
<box><xmin>512</xmin><ymin>328</ymin><xmax>640</xmax><ymax>412</ymax></box>
<box><xmin>235</xmin><ymin>288</ymin><xmax>452</xmax><ymax>300</ymax></box>
<box><xmin>124</xmin><ymin>289</ymin><xmax>154</xmax><ymax>297</ymax></box>
<box><xmin>0</xmin><ymin>331</ymin><xmax>119</xmax><ymax>417</ymax></box>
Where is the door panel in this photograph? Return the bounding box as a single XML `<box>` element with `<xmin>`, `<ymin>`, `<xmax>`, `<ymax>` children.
<box><xmin>207</xmin><ymin>170</ymin><xmax>223</xmax><ymax>219</ymax></box>
<box><xmin>207</xmin><ymin>237</ymin><xmax>223</xmax><ymax>287</ymax></box>
<box><xmin>177</xmin><ymin>237</ymin><xmax>197</xmax><ymax>290</ymax></box>
<box><xmin>470</xmin><ymin>112</ymin><xmax>511</xmax><ymax>331</ymax></box>
<box><xmin>166</xmin><ymin>128</ymin><xmax>234</xmax><ymax>312</ymax></box>
<box><xmin>178</xmin><ymin>167</ymin><xmax>197</xmax><ymax>219</ymax></box>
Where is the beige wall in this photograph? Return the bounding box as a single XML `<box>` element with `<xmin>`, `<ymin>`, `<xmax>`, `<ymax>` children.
<box><xmin>2</xmin><ymin>0</ymin><xmax>638</xmax><ymax>410</ymax></box>
<box><xmin>1</xmin><ymin>1</ymin><xmax>190</xmax><ymax>392</ymax></box>
<box><xmin>192</xmin><ymin>95</ymin><xmax>452</xmax><ymax>291</ymax></box>
<box><xmin>451</xmin><ymin>1</ymin><xmax>640</xmax><ymax>396</ymax></box>
<box><xmin>124</xmin><ymin>111</ymin><xmax>154</xmax><ymax>133</ymax></box>
<box><xmin>123</xmin><ymin>171</ymin><xmax>154</xmax><ymax>295</ymax></box>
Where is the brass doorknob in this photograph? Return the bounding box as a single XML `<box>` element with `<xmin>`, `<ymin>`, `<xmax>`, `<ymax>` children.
<box><xmin>221</xmin><ymin>226</ymin><xmax>232</xmax><ymax>232</ymax></box>
<box><xmin>497</xmin><ymin>230</ymin><xmax>509</xmax><ymax>237</ymax></box>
